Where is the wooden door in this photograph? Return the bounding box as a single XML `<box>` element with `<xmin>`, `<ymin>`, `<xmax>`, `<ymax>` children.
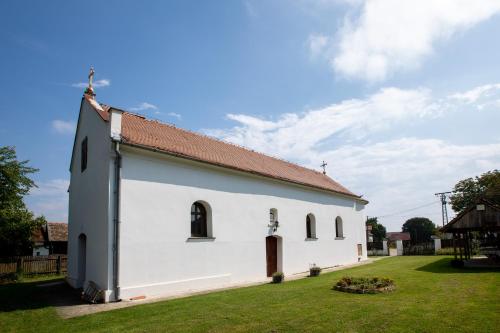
<box><xmin>266</xmin><ymin>236</ymin><xmax>277</xmax><ymax>277</ymax></box>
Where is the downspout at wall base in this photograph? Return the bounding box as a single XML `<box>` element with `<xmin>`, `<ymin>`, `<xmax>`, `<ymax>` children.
<box><xmin>112</xmin><ymin>140</ymin><xmax>122</xmax><ymax>301</ymax></box>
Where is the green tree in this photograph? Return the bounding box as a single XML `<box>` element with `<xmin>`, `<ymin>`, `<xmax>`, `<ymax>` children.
<box><xmin>0</xmin><ymin>146</ymin><xmax>45</xmax><ymax>256</ymax></box>
<box><xmin>402</xmin><ymin>217</ymin><xmax>436</xmax><ymax>244</ymax></box>
<box><xmin>366</xmin><ymin>217</ymin><xmax>386</xmax><ymax>242</ymax></box>
<box><xmin>450</xmin><ymin>170</ymin><xmax>500</xmax><ymax>213</ymax></box>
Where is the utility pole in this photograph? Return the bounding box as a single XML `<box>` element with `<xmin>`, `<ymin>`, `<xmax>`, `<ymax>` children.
<box><xmin>435</xmin><ymin>191</ymin><xmax>452</xmax><ymax>226</ymax></box>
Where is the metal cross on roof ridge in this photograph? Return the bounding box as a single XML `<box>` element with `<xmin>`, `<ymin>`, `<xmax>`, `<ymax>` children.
<box><xmin>321</xmin><ymin>160</ymin><xmax>327</xmax><ymax>175</ymax></box>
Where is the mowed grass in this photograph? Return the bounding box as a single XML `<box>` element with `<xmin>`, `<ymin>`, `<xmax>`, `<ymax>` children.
<box><xmin>1</xmin><ymin>256</ymin><xmax>499</xmax><ymax>333</ymax></box>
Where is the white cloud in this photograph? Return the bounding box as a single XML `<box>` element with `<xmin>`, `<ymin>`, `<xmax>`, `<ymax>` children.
<box><xmin>130</xmin><ymin>102</ymin><xmax>158</xmax><ymax>112</ymax></box>
<box><xmin>244</xmin><ymin>0</ymin><xmax>258</xmax><ymax>18</ymax></box>
<box><xmin>331</xmin><ymin>0</ymin><xmax>500</xmax><ymax>81</ymax></box>
<box><xmin>322</xmin><ymin>138</ymin><xmax>500</xmax><ymax>229</ymax></box>
<box><xmin>51</xmin><ymin>120</ymin><xmax>75</xmax><ymax>134</ymax></box>
<box><xmin>71</xmin><ymin>79</ymin><xmax>111</xmax><ymax>88</ymax></box>
<box><xmin>207</xmin><ymin>87</ymin><xmax>438</xmax><ymax>159</ymax></box>
<box><xmin>206</xmin><ymin>83</ymin><xmax>500</xmax><ymax>230</ymax></box>
<box><xmin>449</xmin><ymin>83</ymin><xmax>500</xmax><ymax>103</ymax></box>
<box><xmin>167</xmin><ymin>112</ymin><xmax>182</xmax><ymax>119</ymax></box>
<box><xmin>30</xmin><ymin>179</ymin><xmax>69</xmax><ymax>197</ymax></box>
<box><xmin>308</xmin><ymin>34</ymin><xmax>329</xmax><ymax>58</ymax></box>
<box><xmin>28</xmin><ymin>179</ymin><xmax>70</xmax><ymax>221</ymax></box>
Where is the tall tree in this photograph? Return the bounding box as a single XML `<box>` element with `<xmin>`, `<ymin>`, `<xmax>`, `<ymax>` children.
<box><xmin>450</xmin><ymin>170</ymin><xmax>500</xmax><ymax>213</ymax></box>
<box><xmin>402</xmin><ymin>217</ymin><xmax>436</xmax><ymax>244</ymax></box>
<box><xmin>0</xmin><ymin>146</ymin><xmax>45</xmax><ymax>256</ymax></box>
<box><xmin>366</xmin><ymin>217</ymin><xmax>386</xmax><ymax>242</ymax></box>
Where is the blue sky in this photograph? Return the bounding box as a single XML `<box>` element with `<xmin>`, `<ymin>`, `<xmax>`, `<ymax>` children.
<box><xmin>1</xmin><ymin>0</ymin><xmax>500</xmax><ymax>231</ymax></box>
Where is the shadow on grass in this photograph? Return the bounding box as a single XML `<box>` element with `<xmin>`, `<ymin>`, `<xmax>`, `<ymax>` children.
<box><xmin>0</xmin><ymin>278</ymin><xmax>84</xmax><ymax>312</ymax></box>
<box><xmin>416</xmin><ymin>257</ymin><xmax>500</xmax><ymax>274</ymax></box>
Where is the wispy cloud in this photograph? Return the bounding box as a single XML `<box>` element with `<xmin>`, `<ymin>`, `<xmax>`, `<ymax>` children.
<box><xmin>51</xmin><ymin>120</ymin><xmax>75</xmax><ymax>134</ymax></box>
<box><xmin>206</xmin><ymin>83</ymin><xmax>500</xmax><ymax>230</ymax></box>
<box><xmin>449</xmin><ymin>83</ymin><xmax>500</xmax><ymax>104</ymax></box>
<box><xmin>27</xmin><ymin>179</ymin><xmax>70</xmax><ymax>221</ymax></box>
<box><xmin>207</xmin><ymin>87</ymin><xmax>439</xmax><ymax>158</ymax></box>
<box><xmin>167</xmin><ymin>112</ymin><xmax>182</xmax><ymax>120</ymax></box>
<box><xmin>130</xmin><ymin>102</ymin><xmax>158</xmax><ymax>112</ymax></box>
<box><xmin>11</xmin><ymin>34</ymin><xmax>50</xmax><ymax>55</ymax></box>
<box><xmin>244</xmin><ymin>0</ymin><xmax>258</xmax><ymax>18</ymax></box>
<box><xmin>308</xmin><ymin>34</ymin><xmax>329</xmax><ymax>58</ymax></box>
<box><xmin>325</xmin><ymin>0</ymin><xmax>500</xmax><ymax>81</ymax></box>
<box><xmin>324</xmin><ymin>138</ymin><xmax>500</xmax><ymax>228</ymax></box>
<box><xmin>71</xmin><ymin>79</ymin><xmax>111</xmax><ymax>88</ymax></box>
<box><xmin>149</xmin><ymin>110</ymin><xmax>182</xmax><ymax>120</ymax></box>
<box><xmin>128</xmin><ymin>103</ymin><xmax>181</xmax><ymax>120</ymax></box>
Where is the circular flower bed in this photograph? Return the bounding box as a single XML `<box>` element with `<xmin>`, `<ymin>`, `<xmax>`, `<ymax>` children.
<box><xmin>333</xmin><ymin>276</ymin><xmax>395</xmax><ymax>294</ymax></box>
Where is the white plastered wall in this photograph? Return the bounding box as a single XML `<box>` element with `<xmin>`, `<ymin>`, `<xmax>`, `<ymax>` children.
<box><xmin>118</xmin><ymin>146</ymin><xmax>367</xmax><ymax>299</ymax></box>
<box><xmin>67</xmin><ymin>99</ymin><xmax>114</xmax><ymax>299</ymax></box>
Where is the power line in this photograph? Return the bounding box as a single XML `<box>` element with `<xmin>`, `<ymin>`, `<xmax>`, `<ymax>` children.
<box><xmin>376</xmin><ymin>201</ymin><xmax>440</xmax><ymax>219</ymax></box>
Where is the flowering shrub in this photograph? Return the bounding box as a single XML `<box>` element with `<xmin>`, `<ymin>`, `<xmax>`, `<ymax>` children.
<box><xmin>272</xmin><ymin>272</ymin><xmax>284</xmax><ymax>283</ymax></box>
<box><xmin>334</xmin><ymin>276</ymin><xmax>395</xmax><ymax>294</ymax></box>
<box><xmin>309</xmin><ymin>265</ymin><xmax>322</xmax><ymax>277</ymax></box>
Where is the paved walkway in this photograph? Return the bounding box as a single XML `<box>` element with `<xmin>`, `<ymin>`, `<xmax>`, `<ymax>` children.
<box><xmin>52</xmin><ymin>257</ymin><xmax>387</xmax><ymax>319</ymax></box>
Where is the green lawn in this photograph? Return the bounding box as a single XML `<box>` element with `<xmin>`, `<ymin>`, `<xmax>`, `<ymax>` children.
<box><xmin>1</xmin><ymin>256</ymin><xmax>499</xmax><ymax>332</ymax></box>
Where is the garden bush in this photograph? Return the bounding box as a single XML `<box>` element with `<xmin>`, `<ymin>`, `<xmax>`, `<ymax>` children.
<box><xmin>333</xmin><ymin>276</ymin><xmax>395</xmax><ymax>294</ymax></box>
<box><xmin>309</xmin><ymin>265</ymin><xmax>321</xmax><ymax>277</ymax></box>
<box><xmin>272</xmin><ymin>272</ymin><xmax>284</xmax><ymax>283</ymax></box>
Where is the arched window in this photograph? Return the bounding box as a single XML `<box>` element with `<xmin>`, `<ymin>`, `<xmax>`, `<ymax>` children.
<box><xmin>306</xmin><ymin>214</ymin><xmax>316</xmax><ymax>239</ymax></box>
<box><xmin>191</xmin><ymin>202</ymin><xmax>208</xmax><ymax>237</ymax></box>
<box><xmin>335</xmin><ymin>216</ymin><xmax>344</xmax><ymax>238</ymax></box>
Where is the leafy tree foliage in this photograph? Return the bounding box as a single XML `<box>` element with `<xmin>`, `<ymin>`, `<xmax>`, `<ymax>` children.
<box><xmin>402</xmin><ymin>217</ymin><xmax>436</xmax><ymax>244</ymax></box>
<box><xmin>366</xmin><ymin>217</ymin><xmax>386</xmax><ymax>242</ymax></box>
<box><xmin>450</xmin><ymin>170</ymin><xmax>500</xmax><ymax>213</ymax></box>
<box><xmin>0</xmin><ymin>146</ymin><xmax>45</xmax><ymax>256</ymax></box>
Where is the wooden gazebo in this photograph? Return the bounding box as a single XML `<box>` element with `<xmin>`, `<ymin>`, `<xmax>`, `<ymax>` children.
<box><xmin>441</xmin><ymin>199</ymin><xmax>500</xmax><ymax>262</ymax></box>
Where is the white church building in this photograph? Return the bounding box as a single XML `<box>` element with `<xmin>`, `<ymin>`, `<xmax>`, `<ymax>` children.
<box><xmin>67</xmin><ymin>76</ymin><xmax>368</xmax><ymax>302</ymax></box>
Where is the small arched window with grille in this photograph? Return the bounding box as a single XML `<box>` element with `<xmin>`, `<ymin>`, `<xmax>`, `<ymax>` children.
<box><xmin>191</xmin><ymin>202</ymin><xmax>208</xmax><ymax>237</ymax></box>
<box><xmin>306</xmin><ymin>214</ymin><xmax>316</xmax><ymax>239</ymax></box>
<box><xmin>335</xmin><ymin>216</ymin><xmax>344</xmax><ymax>238</ymax></box>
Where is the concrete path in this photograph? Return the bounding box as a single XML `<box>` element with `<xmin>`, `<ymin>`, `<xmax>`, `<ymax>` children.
<box><xmin>53</xmin><ymin>257</ymin><xmax>388</xmax><ymax>319</ymax></box>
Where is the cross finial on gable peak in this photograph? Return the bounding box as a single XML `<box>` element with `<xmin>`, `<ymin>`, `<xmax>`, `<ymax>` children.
<box><xmin>84</xmin><ymin>66</ymin><xmax>96</xmax><ymax>98</ymax></box>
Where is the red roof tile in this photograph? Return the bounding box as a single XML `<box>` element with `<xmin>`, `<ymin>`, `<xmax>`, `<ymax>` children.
<box><xmin>119</xmin><ymin>112</ymin><xmax>361</xmax><ymax>199</ymax></box>
<box><xmin>47</xmin><ymin>222</ymin><xmax>68</xmax><ymax>242</ymax></box>
<box><xmin>32</xmin><ymin>228</ymin><xmax>45</xmax><ymax>245</ymax></box>
<box><xmin>88</xmin><ymin>100</ymin><xmax>364</xmax><ymax>200</ymax></box>
<box><xmin>386</xmin><ymin>232</ymin><xmax>411</xmax><ymax>241</ymax></box>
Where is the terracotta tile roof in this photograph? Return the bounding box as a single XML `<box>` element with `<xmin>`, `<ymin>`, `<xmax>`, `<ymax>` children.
<box><xmin>46</xmin><ymin>222</ymin><xmax>68</xmax><ymax>242</ymax></box>
<box><xmin>115</xmin><ymin>111</ymin><xmax>362</xmax><ymax>199</ymax></box>
<box><xmin>386</xmin><ymin>232</ymin><xmax>411</xmax><ymax>241</ymax></box>
<box><xmin>87</xmin><ymin>99</ymin><xmax>363</xmax><ymax>200</ymax></box>
<box><xmin>32</xmin><ymin>228</ymin><xmax>45</xmax><ymax>245</ymax></box>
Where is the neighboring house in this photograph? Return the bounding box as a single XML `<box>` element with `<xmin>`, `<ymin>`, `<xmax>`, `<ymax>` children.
<box><xmin>366</xmin><ymin>224</ymin><xmax>374</xmax><ymax>242</ymax></box>
<box><xmin>386</xmin><ymin>232</ymin><xmax>411</xmax><ymax>242</ymax></box>
<box><xmin>67</xmin><ymin>80</ymin><xmax>369</xmax><ymax>302</ymax></box>
<box><xmin>32</xmin><ymin>227</ymin><xmax>49</xmax><ymax>256</ymax></box>
<box><xmin>32</xmin><ymin>222</ymin><xmax>68</xmax><ymax>256</ymax></box>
